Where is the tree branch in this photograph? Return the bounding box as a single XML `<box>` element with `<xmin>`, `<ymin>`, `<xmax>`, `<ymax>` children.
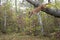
<box><xmin>26</xmin><ymin>0</ymin><xmax>40</xmax><ymax>7</ymax></box>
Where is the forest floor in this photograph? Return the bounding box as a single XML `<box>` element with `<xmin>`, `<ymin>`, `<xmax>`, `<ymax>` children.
<box><xmin>0</xmin><ymin>33</ymin><xmax>50</xmax><ymax>40</ymax></box>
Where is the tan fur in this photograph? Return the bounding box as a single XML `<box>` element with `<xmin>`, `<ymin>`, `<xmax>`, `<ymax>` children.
<box><xmin>29</xmin><ymin>3</ymin><xmax>48</xmax><ymax>17</ymax></box>
<box><xmin>29</xmin><ymin>4</ymin><xmax>47</xmax><ymax>16</ymax></box>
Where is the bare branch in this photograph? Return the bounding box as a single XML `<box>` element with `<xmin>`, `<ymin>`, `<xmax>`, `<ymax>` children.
<box><xmin>26</xmin><ymin>0</ymin><xmax>40</xmax><ymax>7</ymax></box>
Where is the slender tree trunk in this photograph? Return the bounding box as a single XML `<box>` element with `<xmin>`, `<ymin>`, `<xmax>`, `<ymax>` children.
<box><xmin>15</xmin><ymin>0</ymin><xmax>17</xmax><ymax>13</ymax></box>
<box><xmin>37</xmin><ymin>12</ymin><xmax>44</xmax><ymax>35</ymax></box>
<box><xmin>3</xmin><ymin>10</ymin><xmax>7</xmax><ymax>33</ymax></box>
<box><xmin>48</xmin><ymin>0</ymin><xmax>51</xmax><ymax>3</ymax></box>
<box><xmin>16</xmin><ymin>0</ymin><xmax>19</xmax><ymax>32</ymax></box>
<box><xmin>1</xmin><ymin>0</ymin><xmax>8</xmax><ymax>33</ymax></box>
<box><xmin>0</xmin><ymin>0</ymin><xmax>1</xmax><ymax>5</ymax></box>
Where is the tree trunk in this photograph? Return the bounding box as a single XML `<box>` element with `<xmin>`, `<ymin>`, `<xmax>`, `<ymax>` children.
<box><xmin>0</xmin><ymin>0</ymin><xmax>1</xmax><ymax>5</ymax></box>
<box><xmin>15</xmin><ymin>0</ymin><xmax>17</xmax><ymax>13</ymax></box>
<box><xmin>37</xmin><ymin>13</ymin><xmax>44</xmax><ymax>35</ymax></box>
<box><xmin>1</xmin><ymin>10</ymin><xmax>7</xmax><ymax>33</ymax></box>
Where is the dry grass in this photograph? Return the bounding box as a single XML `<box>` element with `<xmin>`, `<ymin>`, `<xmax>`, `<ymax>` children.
<box><xmin>0</xmin><ymin>33</ymin><xmax>50</xmax><ymax>40</ymax></box>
